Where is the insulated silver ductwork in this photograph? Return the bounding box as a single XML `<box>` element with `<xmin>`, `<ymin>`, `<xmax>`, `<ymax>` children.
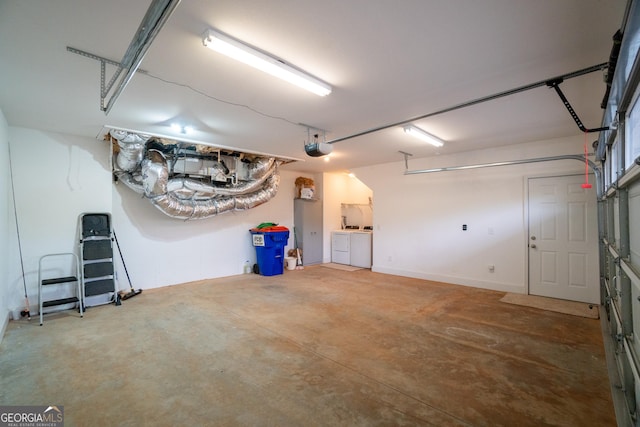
<box><xmin>148</xmin><ymin>174</ymin><xmax>281</xmax><ymax>220</ymax></box>
<box><xmin>110</xmin><ymin>130</ymin><xmax>284</xmax><ymax>220</ymax></box>
<box><xmin>166</xmin><ymin>164</ymin><xmax>275</xmax><ymax>198</ymax></box>
<box><xmin>115</xmin><ymin>172</ymin><xmax>145</xmax><ymax>194</ymax></box>
<box><xmin>141</xmin><ymin>149</ymin><xmax>169</xmax><ymax>197</ymax></box>
<box><xmin>248</xmin><ymin>157</ymin><xmax>275</xmax><ymax>179</ymax></box>
<box><xmin>112</xmin><ymin>130</ymin><xmax>150</xmax><ymax>172</ymax></box>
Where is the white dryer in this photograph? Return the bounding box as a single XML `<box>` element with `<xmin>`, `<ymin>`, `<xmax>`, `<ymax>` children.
<box><xmin>331</xmin><ymin>231</ymin><xmax>351</xmax><ymax>264</ymax></box>
<box><xmin>350</xmin><ymin>231</ymin><xmax>372</xmax><ymax>268</ymax></box>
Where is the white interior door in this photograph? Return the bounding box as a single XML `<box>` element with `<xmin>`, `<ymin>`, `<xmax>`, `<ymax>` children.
<box><xmin>528</xmin><ymin>174</ymin><xmax>599</xmax><ymax>304</ymax></box>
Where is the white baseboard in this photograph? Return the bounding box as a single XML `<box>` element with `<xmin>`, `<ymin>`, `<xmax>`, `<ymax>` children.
<box><xmin>371</xmin><ymin>266</ymin><xmax>525</xmax><ymax>294</ymax></box>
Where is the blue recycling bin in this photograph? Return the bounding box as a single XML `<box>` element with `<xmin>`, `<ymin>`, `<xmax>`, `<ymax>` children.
<box><xmin>250</xmin><ymin>229</ymin><xmax>290</xmax><ymax>276</ymax></box>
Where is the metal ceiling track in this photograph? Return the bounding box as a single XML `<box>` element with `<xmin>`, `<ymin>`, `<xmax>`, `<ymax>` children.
<box><xmin>326</xmin><ymin>62</ymin><xmax>609</xmax><ymax>145</ymax></box>
<box><xmin>402</xmin><ymin>154</ymin><xmax>602</xmax><ymax>198</ymax></box>
<box><xmin>68</xmin><ymin>0</ymin><xmax>181</xmax><ymax>115</ymax></box>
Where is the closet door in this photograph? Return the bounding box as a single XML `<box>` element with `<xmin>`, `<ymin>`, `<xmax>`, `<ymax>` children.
<box><xmin>294</xmin><ymin>199</ymin><xmax>323</xmax><ymax>265</ymax></box>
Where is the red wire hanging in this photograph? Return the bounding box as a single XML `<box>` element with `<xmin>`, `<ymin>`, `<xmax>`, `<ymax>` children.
<box><xmin>581</xmin><ymin>132</ymin><xmax>592</xmax><ymax>189</ymax></box>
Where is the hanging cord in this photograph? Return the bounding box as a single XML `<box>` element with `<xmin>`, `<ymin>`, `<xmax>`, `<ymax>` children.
<box><xmin>582</xmin><ymin>132</ymin><xmax>592</xmax><ymax>189</ymax></box>
<box><xmin>7</xmin><ymin>141</ymin><xmax>30</xmax><ymax>319</ymax></box>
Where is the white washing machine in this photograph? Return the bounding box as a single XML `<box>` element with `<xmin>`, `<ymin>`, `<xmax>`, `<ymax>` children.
<box><xmin>331</xmin><ymin>231</ymin><xmax>351</xmax><ymax>264</ymax></box>
<box><xmin>350</xmin><ymin>231</ymin><xmax>372</xmax><ymax>268</ymax></box>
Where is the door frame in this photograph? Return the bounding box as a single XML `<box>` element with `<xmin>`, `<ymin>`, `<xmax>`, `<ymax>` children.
<box><xmin>524</xmin><ymin>172</ymin><xmax>598</xmax><ymax>300</ymax></box>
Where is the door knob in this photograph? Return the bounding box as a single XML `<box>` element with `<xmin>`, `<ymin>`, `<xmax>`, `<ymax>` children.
<box><xmin>530</xmin><ymin>244</ymin><xmax>537</xmax><ymax>249</ymax></box>
<box><xmin>530</xmin><ymin>236</ymin><xmax>536</xmax><ymax>240</ymax></box>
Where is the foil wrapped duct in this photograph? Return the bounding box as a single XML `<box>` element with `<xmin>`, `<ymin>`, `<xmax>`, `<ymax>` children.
<box><xmin>166</xmin><ymin>178</ymin><xmax>219</xmax><ymax>199</ymax></box>
<box><xmin>248</xmin><ymin>157</ymin><xmax>275</xmax><ymax>179</ymax></box>
<box><xmin>110</xmin><ymin>131</ymin><xmax>282</xmax><ymax>220</ymax></box>
<box><xmin>141</xmin><ymin>150</ymin><xmax>170</xmax><ymax>197</ymax></box>
<box><xmin>112</xmin><ymin>130</ymin><xmax>149</xmax><ymax>172</ymax></box>
<box><xmin>165</xmin><ymin>157</ymin><xmax>276</xmax><ymax>198</ymax></box>
<box><xmin>113</xmin><ymin>172</ymin><xmax>144</xmax><ymax>194</ymax></box>
<box><xmin>149</xmin><ymin>173</ymin><xmax>281</xmax><ymax>220</ymax></box>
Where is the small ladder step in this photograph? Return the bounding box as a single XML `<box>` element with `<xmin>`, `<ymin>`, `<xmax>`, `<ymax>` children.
<box><xmin>41</xmin><ymin>276</ymin><xmax>78</xmax><ymax>286</ymax></box>
<box><xmin>42</xmin><ymin>297</ymin><xmax>79</xmax><ymax>308</ymax></box>
<box><xmin>38</xmin><ymin>252</ymin><xmax>83</xmax><ymax>325</ymax></box>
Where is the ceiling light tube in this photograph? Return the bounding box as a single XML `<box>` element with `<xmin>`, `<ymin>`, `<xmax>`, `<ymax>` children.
<box><xmin>403</xmin><ymin>125</ymin><xmax>444</xmax><ymax>147</ymax></box>
<box><xmin>202</xmin><ymin>29</ymin><xmax>332</xmax><ymax>97</ymax></box>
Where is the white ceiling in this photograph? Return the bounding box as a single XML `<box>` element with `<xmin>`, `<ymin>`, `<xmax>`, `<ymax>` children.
<box><xmin>0</xmin><ymin>0</ymin><xmax>627</xmax><ymax>173</ymax></box>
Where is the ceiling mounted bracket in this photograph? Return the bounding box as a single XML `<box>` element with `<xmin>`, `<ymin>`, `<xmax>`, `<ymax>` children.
<box><xmin>303</xmin><ymin>125</ymin><xmax>327</xmax><ymax>145</ymax></box>
<box><xmin>67</xmin><ymin>46</ymin><xmax>150</xmax><ymax>108</ymax></box>
<box><xmin>67</xmin><ymin>0</ymin><xmax>181</xmax><ymax>115</ymax></box>
<box><xmin>545</xmin><ymin>78</ymin><xmax>609</xmax><ymax>133</ymax></box>
<box><xmin>398</xmin><ymin>151</ymin><xmax>413</xmax><ymax>170</ymax></box>
<box><xmin>301</xmin><ymin>124</ymin><xmax>332</xmax><ymax>157</ymax></box>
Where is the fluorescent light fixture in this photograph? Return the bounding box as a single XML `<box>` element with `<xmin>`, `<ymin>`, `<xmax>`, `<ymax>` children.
<box><xmin>202</xmin><ymin>29</ymin><xmax>332</xmax><ymax>97</ymax></box>
<box><xmin>403</xmin><ymin>125</ymin><xmax>444</xmax><ymax>147</ymax></box>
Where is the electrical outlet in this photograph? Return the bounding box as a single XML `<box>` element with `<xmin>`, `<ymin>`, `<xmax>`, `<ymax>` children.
<box><xmin>488</xmin><ymin>265</ymin><xmax>495</xmax><ymax>273</ymax></box>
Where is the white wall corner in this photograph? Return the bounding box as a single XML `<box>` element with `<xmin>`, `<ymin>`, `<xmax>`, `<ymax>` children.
<box><xmin>0</xmin><ymin>310</ymin><xmax>9</xmax><ymax>345</ymax></box>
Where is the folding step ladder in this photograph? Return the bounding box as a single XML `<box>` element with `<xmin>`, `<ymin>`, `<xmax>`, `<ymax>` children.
<box><xmin>38</xmin><ymin>253</ymin><xmax>84</xmax><ymax>325</ymax></box>
<box><xmin>79</xmin><ymin>213</ymin><xmax>118</xmax><ymax>307</ymax></box>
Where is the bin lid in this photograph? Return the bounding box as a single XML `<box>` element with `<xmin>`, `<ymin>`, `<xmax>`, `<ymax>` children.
<box><xmin>250</xmin><ymin>226</ymin><xmax>289</xmax><ymax>232</ymax></box>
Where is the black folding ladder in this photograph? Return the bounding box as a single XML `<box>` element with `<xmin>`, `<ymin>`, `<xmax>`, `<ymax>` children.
<box><xmin>79</xmin><ymin>213</ymin><xmax>118</xmax><ymax>307</ymax></box>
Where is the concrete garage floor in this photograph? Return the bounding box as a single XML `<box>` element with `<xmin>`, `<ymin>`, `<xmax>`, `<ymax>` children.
<box><xmin>0</xmin><ymin>267</ymin><xmax>614</xmax><ymax>426</ymax></box>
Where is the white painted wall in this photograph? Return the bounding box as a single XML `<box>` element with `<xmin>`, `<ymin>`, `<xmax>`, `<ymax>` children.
<box><xmin>0</xmin><ymin>108</ymin><xmax>17</xmax><ymax>340</ymax></box>
<box><xmin>4</xmin><ymin>126</ymin><xmax>301</xmax><ymax>320</ymax></box>
<box><xmin>6</xmin><ymin>127</ymin><xmax>112</xmax><ymax>316</ymax></box>
<box><xmin>352</xmin><ymin>136</ymin><xmax>590</xmax><ymax>294</ymax></box>
<box><xmin>111</xmin><ymin>168</ymin><xmax>298</xmax><ymax>289</ymax></box>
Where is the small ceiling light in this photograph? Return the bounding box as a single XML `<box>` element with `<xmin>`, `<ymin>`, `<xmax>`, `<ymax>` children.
<box><xmin>171</xmin><ymin>123</ymin><xmax>193</xmax><ymax>134</ymax></box>
<box><xmin>202</xmin><ymin>29</ymin><xmax>332</xmax><ymax>97</ymax></box>
<box><xmin>403</xmin><ymin>125</ymin><xmax>444</xmax><ymax>147</ymax></box>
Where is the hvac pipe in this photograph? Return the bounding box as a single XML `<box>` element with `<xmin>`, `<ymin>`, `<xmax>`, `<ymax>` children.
<box><xmin>403</xmin><ymin>154</ymin><xmax>603</xmax><ymax>199</ymax></box>
<box><xmin>325</xmin><ymin>63</ymin><xmax>607</xmax><ymax>145</ymax></box>
<box><xmin>139</xmin><ymin>149</ymin><xmax>282</xmax><ymax>220</ymax></box>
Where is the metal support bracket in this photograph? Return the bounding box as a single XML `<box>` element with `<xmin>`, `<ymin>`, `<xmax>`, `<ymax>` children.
<box><xmin>67</xmin><ymin>47</ymin><xmax>149</xmax><ymax>112</ymax></box>
<box><xmin>545</xmin><ymin>78</ymin><xmax>609</xmax><ymax>133</ymax></box>
<box><xmin>66</xmin><ymin>0</ymin><xmax>181</xmax><ymax>114</ymax></box>
<box><xmin>398</xmin><ymin>151</ymin><xmax>413</xmax><ymax>170</ymax></box>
